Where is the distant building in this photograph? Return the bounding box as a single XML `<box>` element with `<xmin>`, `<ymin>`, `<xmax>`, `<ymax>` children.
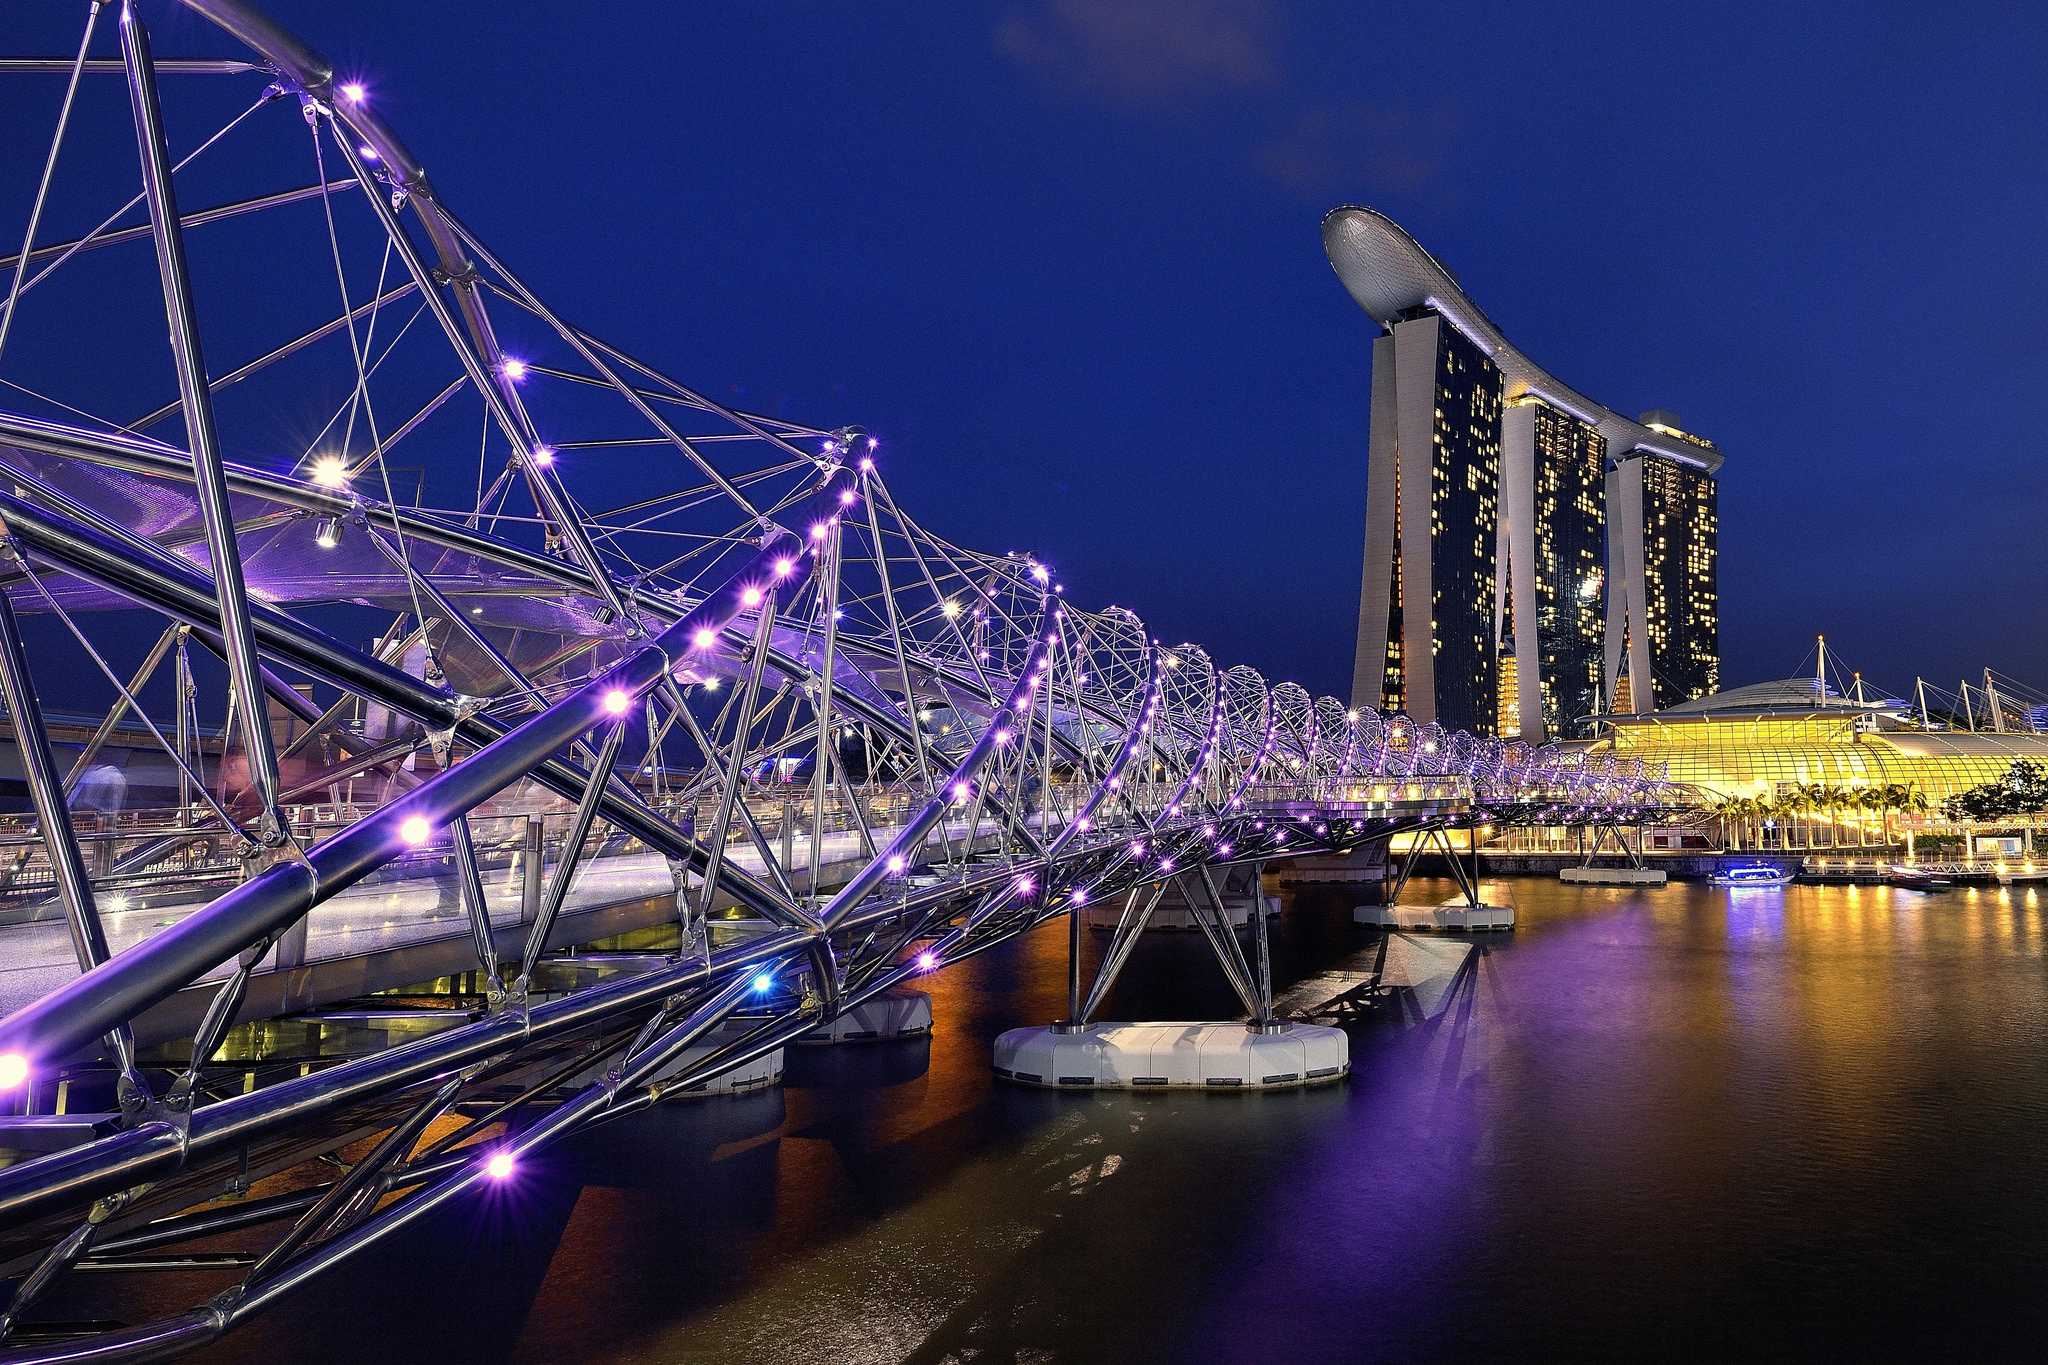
<box><xmin>1323</xmin><ymin>208</ymin><xmax>1725</xmax><ymax>739</ymax></box>
<box><xmin>1634</xmin><ymin>444</ymin><xmax>1719</xmax><ymax>708</ymax></box>
<box><xmin>1506</xmin><ymin>398</ymin><xmax>1606</xmax><ymax>739</ymax></box>
<box><xmin>1352</xmin><ymin>307</ymin><xmax>1501</xmax><ymax>733</ymax></box>
<box><xmin>1589</xmin><ymin>677</ymin><xmax>2048</xmax><ymax>807</ymax></box>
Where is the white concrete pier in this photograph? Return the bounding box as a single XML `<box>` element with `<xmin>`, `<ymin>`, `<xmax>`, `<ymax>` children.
<box><xmin>1559</xmin><ymin>866</ymin><xmax>1666</xmax><ymax>885</ymax></box>
<box><xmin>797</xmin><ymin>988</ymin><xmax>934</xmax><ymax>1045</ymax></box>
<box><xmin>993</xmin><ymin>1021</ymin><xmax>1348</xmax><ymax>1090</ymax></box>
<box><xmin>1354</xmin><ymin>902</ymin><xmax>1514</xmax><ymax>930</ymax></box>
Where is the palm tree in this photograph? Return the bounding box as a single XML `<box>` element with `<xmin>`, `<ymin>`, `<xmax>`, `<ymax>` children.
<box><xmin>1713</xmin><ymin>797</ymin><xmax>1740</xmax><ymax>850</ymax></box>
<box><xmin>1822</xmin><ymin>784</ymin><xmax>1853</xmax><ymax>848</ymax></box>
<box><xmin>1893</xmin><ymin>784</ymin><xmax>1927</xmax><ymax>850</ymax></box>
<box><xmin>1870</xmin><ymin>783</ymin><xmax>1901</xmax><ymax>848</ymax></box>
<box><xmin>1865</xmin><ymin>784</ymin><xmax>1892</xmax><ymax>848</ymax></box>
<box><xmin>1738</xmin><ymin>796</ymin><xmax>1761</xmax><ymax>851</ymax></box>
<box><xmin>1845</xmin><ymin>786</ymin><xmax>1872</xmax><ymax>847</ymax></box>
<box><xmin>1782</xmin><ymin>786</ymin><xmax>1812</xmax><ymax>848</ymax></box>
<box><xmin>1760</xmin><ymin>794</ymin><xmax>1790</xmax><ymax>848</ymax></box>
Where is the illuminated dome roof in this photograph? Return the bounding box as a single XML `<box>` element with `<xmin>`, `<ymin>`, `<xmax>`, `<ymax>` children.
<box><xmin>1659</xmin><ymin>678</ymin><xmax>1858</xmax><ymax>714</ymax></box>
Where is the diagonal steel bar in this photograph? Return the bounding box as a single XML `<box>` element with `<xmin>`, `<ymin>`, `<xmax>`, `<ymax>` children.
<box><xmin>1081</xmin><ymin>881</ymin><xmax>1170</xmax><ymax>1021</ymax></box>
<box><xmin>121</xmin><ymin>4</ymin><xmax>287</xmax><ymax>847</ymax></box>
<box><xmin>446</xmin><ymin>816</ymin><xmax>499</xmax><ymax>992</ymax></box>
<box><xmin>660</xmin><ymin>680</ymin><xmax>803</xmax><ymax>913</ymax></box>
<box><xmin>696</xmin><ymin>594</ymin><xmax>807</xmax><ymax>933</ymax></box>
<box><xmin>242</xmin><ymin>1074</ymin><xmax>463</xmax><ymax>1288</ymax></box>
<box><xmin>515</xmin><ymin>715</ymin><xmax>629</xmax><ymax>989</ymax></box>
<box><xmin>60</xmin><ymin>621</ymin><xmax>180</xmax><ymax>795</ymax></box>
<box><xmin>317</xmin><ymin>134</ymin><xmax>630</xmax><ymax>628</ymax></box>
<box><xmin>807</xmin><ymin>517</ymin><xmax>845</xmax><ymax>900</ymax></box>
<box><xmin>0</xmin><ymin>0</ymin><xmax>102</xmax><ymax>367</ymax></box>
<box><xmin>128</xmin><ymin>275</ymin><xmax>409</xmax><ymax>432</ymax></box>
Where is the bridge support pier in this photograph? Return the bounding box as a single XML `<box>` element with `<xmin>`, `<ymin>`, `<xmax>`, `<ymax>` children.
<box><xmin>1355</xmin><ymin>823</ymin><xmax>1516</xmax><ymax>930</ymax></box>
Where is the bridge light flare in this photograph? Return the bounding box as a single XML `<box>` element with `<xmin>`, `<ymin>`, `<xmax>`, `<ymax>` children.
<box><xmin>400</xmin><ymin>816</ymin><xmax>430</xmax><ymax>845</ymax></box>
<box><xmin>501</xmin><ymin>359</ymin><xmax>527</xmax><ymax>381</ymax></box>
<box><xmin>0</xmin><ymin>1054</ymin><xmax>27</xmax><ymax>1090</ymax></box>
<box><xmin>340</xmin><ymin>82</ymin><xmax>366</xmax><ymax>102</ymax></box>
<box><xmin>887</xmin><ymin>853</ymin><xmax>906</xmax><ymax>874</ymax></box>
<box><xmin>1072</xmin><ymin>887</ymin><xmax>1088</xmax><ymax>904</ymax></box>
<box><xmin>916</xmin><ymin>950</ymin><xmax>937</xmax><ymax>971</ymax></box>
<box><xmin>753</xmin><ymin>973</ymin><xmax>774</xmax><ymax>993</ymax></box>
<box><xmin>692</xmin><ymin>628</ymin><xmax>716</xmax><ymax>649</ymax></box>
<box><xmin>603</xmin><ymin>689</ymin><xmax>631</xmax><ymax>714</ymax></box>
<box><xmin>811</xmin><ymin>524</ymin><xmax>828</xmax><ymax>540</ymax></box>
<box><xmin>774</xmin><ymin>558</ymin><xmax>794</xmax><ymax>576</ymax></box>
<box><xmin>839</xmin><ymin>489</ymin><xmax>857</xmax><ymax>506</ymax></box>
<box><xmin>486</xmin><ymin>1152</ymin><xmax>516</xmax><ymax>1180</ymax></box>
<box><xmin>311</xmin><ymin>455</ymin><xmax>348</xmax><ymax>487</ymax></box>
<box><xmin>741</xmin><ymin>586</ymin><xmax>763</xmax><ymax>607</ymax></box>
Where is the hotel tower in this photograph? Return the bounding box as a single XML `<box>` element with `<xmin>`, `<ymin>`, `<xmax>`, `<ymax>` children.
<box><xmin>1323</xmin><ymin>207</ymin><xmax>1723</xmax><ymax>740</ymax></box>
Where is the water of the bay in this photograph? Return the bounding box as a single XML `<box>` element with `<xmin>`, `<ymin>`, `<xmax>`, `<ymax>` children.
<box><xmin>136</xmin><ymin>878</ymin><xmax>2048</xmax><ymax>1361</ymax></box>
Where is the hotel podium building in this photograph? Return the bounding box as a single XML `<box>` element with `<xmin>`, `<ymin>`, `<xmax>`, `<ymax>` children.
<box><xmin>1324</xmin><ymin>207</ymin><xmax>1725</xmax><ymax>740</ymax></box>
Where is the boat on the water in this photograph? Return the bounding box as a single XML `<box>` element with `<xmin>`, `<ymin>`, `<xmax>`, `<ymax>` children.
<box><xmin>1710</xmin><ymin>863</ymin><xmax>1796</xmax><ymax>888</ymax></box>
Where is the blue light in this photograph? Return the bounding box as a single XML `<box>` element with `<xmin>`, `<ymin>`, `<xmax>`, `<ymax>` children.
<box><xmin>752</xmin><ymin>973</ymin><xmax>773</xmax><ymax>993</ymax></box>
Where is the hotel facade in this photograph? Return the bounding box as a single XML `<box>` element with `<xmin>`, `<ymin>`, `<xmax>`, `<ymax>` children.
<box><xmin>1324</xmin><ymin>208</ymin><xmax>1724</xmax><ymax>741</ymax></box>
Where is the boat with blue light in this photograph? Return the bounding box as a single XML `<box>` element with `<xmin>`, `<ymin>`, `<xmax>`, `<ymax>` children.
<box><xmin>1709</xmin><ymin>863</ymin><xmax>1795</xmax><ymax>888</ymax></box>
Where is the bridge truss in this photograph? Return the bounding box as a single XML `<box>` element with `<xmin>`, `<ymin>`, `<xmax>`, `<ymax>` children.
<box><xmin>0</xmin><ymin>3</ymin><xmax>1706</xmax><ymax>1357</ymax></box>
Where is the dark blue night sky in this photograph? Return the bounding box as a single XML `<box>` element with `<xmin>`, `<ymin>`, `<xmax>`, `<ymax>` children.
<box><xmin>5</xmin><ymin>0</ymin><xmax>2045</xmax><ymax>704</ymax></box>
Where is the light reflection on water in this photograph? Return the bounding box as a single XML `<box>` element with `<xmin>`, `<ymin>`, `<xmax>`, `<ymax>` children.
<box><xmin>75</xmin><ymin>878</ymin><xmax>2048</xmax><ymax>1363</ymax></box>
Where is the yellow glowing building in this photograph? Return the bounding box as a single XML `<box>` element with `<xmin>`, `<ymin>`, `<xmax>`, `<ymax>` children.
<box><xmin>1584</xmin><ymin>677</ymin><xmax>2048</xmax><ymax>806</ymax></box>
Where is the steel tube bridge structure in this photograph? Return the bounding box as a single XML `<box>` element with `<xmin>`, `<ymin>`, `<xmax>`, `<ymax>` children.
<box><xmin>0</xmin><ymin>3</ymin><xmax>1708</xmax><ymax>1357</ymax></box>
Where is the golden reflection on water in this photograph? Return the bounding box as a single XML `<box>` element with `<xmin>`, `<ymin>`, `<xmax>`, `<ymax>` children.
<box><xmin>74</xmin><ymin>877</ymin><xmax>2045</xmax><ymax>1365</ymax></box>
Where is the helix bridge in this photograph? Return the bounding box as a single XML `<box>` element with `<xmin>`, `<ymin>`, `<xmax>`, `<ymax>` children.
<box><xmin>0</xmin><ymin>2</ymin><xmax>1709</xmax><ymax>1356</ymax></box>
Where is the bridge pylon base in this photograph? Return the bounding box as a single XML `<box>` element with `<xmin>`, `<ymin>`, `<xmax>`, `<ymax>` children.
<box><xmin>991</xmin><ymin>1021</ymin><xmax>1348</xmax><ymax>1090</ymax></box>
<box><xmin>1354</xmin><ymin>902</ymin><xmax>1515</xmax><ymax>931</ymax></box>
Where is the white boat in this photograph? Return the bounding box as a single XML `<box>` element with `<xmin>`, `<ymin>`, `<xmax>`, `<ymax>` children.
<box><xmin>1709</xmin><ymin>864</ymin><xmax>1795</xmax><ymax>888</ymax></box>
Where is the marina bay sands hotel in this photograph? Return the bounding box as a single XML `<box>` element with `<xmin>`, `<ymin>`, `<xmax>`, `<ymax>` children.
<box><xmin>1323</xmin><ymin>207</ymin><xmax>1723</xmax><ymax>743</ymax></box>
